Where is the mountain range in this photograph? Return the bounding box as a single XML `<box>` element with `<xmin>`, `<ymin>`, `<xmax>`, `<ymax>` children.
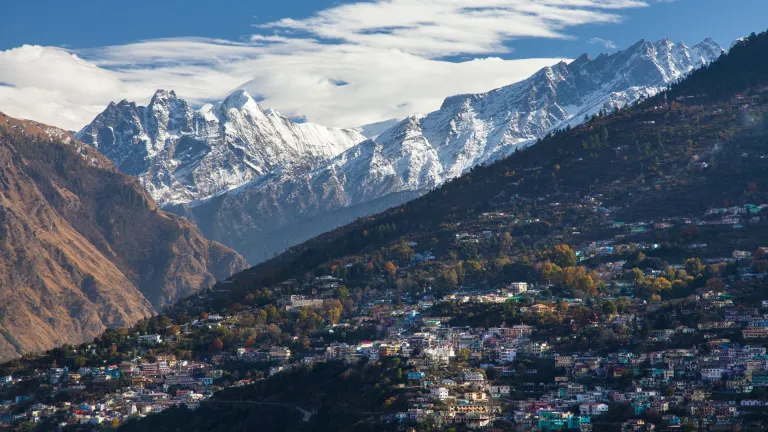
<box><xmin>0</xmin><ymin>112</ymin><xmax>247</xmax><ymax>361</ymax></box>
<box><xmin>76</xmin><ymin>90</ymin><xmax>366</xmax><ymax>205</ymax></box>
<box><xmin>77</xmin><ymin>37</ymin><xmax>723</xmax><ymax>263</ymax></box>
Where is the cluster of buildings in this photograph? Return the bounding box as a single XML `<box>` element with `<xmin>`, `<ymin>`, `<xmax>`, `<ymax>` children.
<box><xmin>0</xmin><ymin>354</ymin><xmax>222</xmax><ymax>427</ymax></box>
<box><xmin>1</xmin><ymin>256</ymin><xmax>767</xmax><ymax>431</ymax></box>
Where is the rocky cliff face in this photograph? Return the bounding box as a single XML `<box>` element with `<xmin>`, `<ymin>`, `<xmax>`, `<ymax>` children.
<box><xmin>0</xmin><ymin>112</ymin><xmax>248</xmax><ymax>361</ymax></box>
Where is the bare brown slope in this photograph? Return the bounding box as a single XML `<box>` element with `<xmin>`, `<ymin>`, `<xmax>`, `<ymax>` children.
<box><xmin>0</xmin><ymin>112</ymin><xmax>248</xmax><ymax>361</ymax></box>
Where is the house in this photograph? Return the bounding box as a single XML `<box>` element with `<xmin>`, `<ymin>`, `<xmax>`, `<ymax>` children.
<box><xmin>423</xmin><ymin>345</ymin><xmax>455</xmax><ymax>364</ymax></box>
<box><xmin>138</xmin><ymin>334</ymin><xmax>162</xmax><ymax>345</ymax></box>
<box><xmin>491</xmin><ymin>385</ymin><xmax>511</xmax><ymax>397</ymax></box>
<box><xmin>743</xmin><ymin>327</ymin><xmax>768</xmax><ymax>339</ymax></box>
<box><xmin>511</xmin><ymin>324</ymin><xmax>534</xmax><ymax>338</ymax></box>
<box><xmin>464</xmin><ymin>371</ymin><xmax>485</xmax><ymax>382</ymax></box>
<box><xmin>556</xmin><ymin>356</ymin><xmax>575</xmax><ymax>368</ymax></box>
<box><xmin>441</xmin><ymin>378</ymin><xmax>457</xmax><ymax>387</ymax></box>
<box><xmin>407</xmin><ymin>371</ymin><xmax>426</xmax><ymax>381</ymax></box>
<box><xmin>431</xmin><ymin>387</ymin><xmax>449</xmax><ymax>400</ymax></box>
<box><xmin>499</xmin><ymin>347</ymin><xmax>517</xmax><ymax>363</ymax></box>
<box><xmin>508</xmin><ymin>282</ymin><xmax>528</xmax><ymax>295</ymax></box>
<box><xmin>700</xmin><ymin>368</ymin><xmax>727</xmax><ymax>380</ymax></box>
<box><xmin>537</xmin><ymin>410</ymin><xmax>586</xmax><ymax>431</ymax></box>
<box><xmin>529</xmin><ymin>304</ymin><xmax>554</xmax><ymax>314</ymax></box>
<box><xmin>268</xmin><ymin>347</ymin><xmax>292</xmax><ymax>361</ymax></box>
<box><xmin>621</xmin><ymin>419</ymin><xmax>655</xmax><ymax>432</ymax></box>
<box><xmin>733</xmin><ymin>250</ymin><xmax>752</xmax><ymax>259</ymax></box>
<box><xmin>286</xmin><ymin>295</ymin><xmax>324</xmax><ymax>311</ymax></box>
<box><xmin>579</xmin><ymin>403</ymin><xmax>609</xmax><ymax>416</ymax></box>
<box><xmin>92</xmin><ymin>374</ymin><xmax>111</xmax><ymax>383</ymax></box>
<box><xmin>463</xmin><ymin>391</ymin><xmax>488</xmax><ymax>402</ymax></box>
<box><xmin>528</xmin><ymin>342</ymin><xmax>550</xmax><ymax>355</ymax></box>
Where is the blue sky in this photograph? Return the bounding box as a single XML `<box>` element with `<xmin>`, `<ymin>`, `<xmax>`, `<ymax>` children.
<box><xmin>1</xmin><ymin>0</ymin><xmax>766</xmax><ymax>130</ymax></box>
<box><xmin>3</xmin><ymin>0</ymin><xmax>765</xmax><ymax>57</ymax></box>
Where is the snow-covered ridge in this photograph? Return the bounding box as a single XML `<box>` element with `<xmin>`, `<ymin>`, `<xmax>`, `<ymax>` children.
<box><xmin>79</xmin><ymin>37</ymin><xmax>723</xmax><ymax>264</ymax></box>
<box><xmin>232</xmin><ymin>37</ymin><xmax>724</xmax><ymax>212</ymax></box>
<box><xmin>76</xmin><ymin>89</ymin><xmax>366</xmax><ymax>204</ymax></box>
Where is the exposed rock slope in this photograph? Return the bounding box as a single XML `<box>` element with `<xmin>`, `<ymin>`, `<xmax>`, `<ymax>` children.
<box><xmin>0</xmin><ymin>112</ymin><xmax>247</xmax><ymax>361</ymax></box>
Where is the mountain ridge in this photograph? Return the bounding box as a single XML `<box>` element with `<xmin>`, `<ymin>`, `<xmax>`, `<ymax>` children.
<box><xmin>0</xmin><ymin>112</ymin><xmax>248</xmax><ymax>361</ymax></box>
<box><xmin>75</xmin><ymin>89</ymin><xmax>366</xmax><ymax>205</ymax></box>
<box><xmin>163</xmin><ymin>37</ymin><xmax>723</xmax><ymax>262</ymax></box>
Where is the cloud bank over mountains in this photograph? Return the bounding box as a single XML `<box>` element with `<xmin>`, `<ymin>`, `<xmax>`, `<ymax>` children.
<box><xmin>0</xmin><ymin>0</ymin><xmax>649</xmax><ymax>130</ymax></box>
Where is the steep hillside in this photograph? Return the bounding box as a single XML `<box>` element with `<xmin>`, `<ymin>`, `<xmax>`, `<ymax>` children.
<box><xmin>177</xmin><ymin>30</ymin><xmax>768</xmax><ymax>313</ymax></box>
<box><xmin>0</xmin><ymin>112</ymin><xmax>247</xmax><ymax>361</ymax></box>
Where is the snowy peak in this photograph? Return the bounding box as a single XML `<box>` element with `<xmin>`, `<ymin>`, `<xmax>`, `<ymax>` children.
<box><xmin>77</xmin><ymin>89</ymin><xmax>366</xmax><ymax>204</ymax></box>
<box><xmin>691</xmin><ymin>37</ymin><xmax>725</xmax><ymax>65</ymax></box>
<box><xmin>219</xmin><ymin>89</ymin><xmax>257</xmax><ymax>111</ymax></box>
<box><xmin>149</xmin><ymin>89</ymin><xmax>177</xmax><ymax>105</ymax></box>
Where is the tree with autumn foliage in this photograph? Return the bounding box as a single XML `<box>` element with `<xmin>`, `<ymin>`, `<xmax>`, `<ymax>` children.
<box><xmin>384</xmin><ymin>261</ymin><xmax>397</xmax><ymax>276</ymax></box>
<box><xmin>539</xmin><ymin>262</ymin><xmax>562</xmax><ymax>284</ymax></box>
<box><xmin>323</xmin><ymin>299</ymin><xmax>344</xmax><ymax>324</ymax></box>
<box><xmin>551</xmin><ymin>244</ymin><xmax>577</xmax><ymax>267</ymax></box>
<box><xmin>210</xmin><ymin>337</ymin><xmax>224</xmax><ymax>353</ymax></box>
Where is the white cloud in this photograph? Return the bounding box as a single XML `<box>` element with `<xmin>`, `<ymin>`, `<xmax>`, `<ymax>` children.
<box><xmin>0</xmin><ymin>0</ymin><xmax>648</xmax><ymax>131</ymax></box>
<box><xmin>588</xmin><ymin>37</ymin><xmax>618</xmax><ymax>49</ymax></box>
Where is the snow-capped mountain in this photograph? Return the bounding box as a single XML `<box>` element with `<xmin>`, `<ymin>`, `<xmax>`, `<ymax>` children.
<box><xmin>386</xmin><ymin>37</ymin><xmax>723</xmax><ymax>179</ymax></box>
<box><xmin>76</xmin><ymin>89</ymin><xmax>366</xmax><ymax>204</ymax></box>
<box><xmin>80</xmin><ymin>37</ymin><xmax>723</xmax><ymax>263</ymax></box>
<box><xmin>165</xmin><ymin>38</ymin><xmax>723</xmax><ymax>262</ymax></box>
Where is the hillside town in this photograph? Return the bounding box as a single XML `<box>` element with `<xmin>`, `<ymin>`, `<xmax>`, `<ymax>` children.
<box><xmin>2</xmin><ymin>259</ymin><xmax>768</xmax><ymax>431</ymax></box>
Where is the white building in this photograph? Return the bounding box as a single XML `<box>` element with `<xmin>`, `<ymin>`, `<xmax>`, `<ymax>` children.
<box><xmin>511</xmin><ymin>325</ymin><xmax>534</xmax><ymax>338</ymax></box>
<box><xmin>580</xmin><ymin>403</ymin><xmax>609</xmax><ymax>416</ymax></box>
<box><xmin>508</xmin><ymin>282</ymin><xmax>528</xmax><ymax>295</ymax></box>
<box><xmin>491</xmin><ymin>385</ymin><xmax>511</xmax><ymax>397</ymax></box>
<box><xmin>424</xmin><ymin>345</ymin><xmax>455</xmax><ymax>365</ymax></box>
<box><xmin>701</xmin><ymin>368</ymin><xmax>727</xmax><ymax>380</ymax></box>
<box><xmin>464</xmin><ymin>371</ymin><xmax>485</xmax><ymax>382</ymax></box>
<box><xmin>138</xmin><ymin>334</ymin><xmax>162</xmax><ymax>345</ymax></box>
<box><xmin>432</xmin><ymin>387</ymin><xmax>450</xmax><ymax>400</ymax></box>
<box><xmin>528</xmin><ymin>342</ymin><xmax>550</xmax><ymax>355</ymax></box>
<box><xmin>499</xmin><ymin>347</ymin><xmax>517</xmax><ymax>364</ymax></box>
<box><xmin>286</xmin><ymin>295</ymin><xmax>324</xmax><ymax>311</ymax></box>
